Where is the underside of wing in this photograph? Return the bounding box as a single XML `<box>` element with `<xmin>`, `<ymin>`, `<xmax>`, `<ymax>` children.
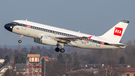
<box><xmin>49</xmin><ymin>36</ymin><xmax>87</xmax><ymax>43</ymax></box>
<box><xmin>56</xmin><ymin>36</ymin><xmax>87</xmax><ymax>40</ymax></box>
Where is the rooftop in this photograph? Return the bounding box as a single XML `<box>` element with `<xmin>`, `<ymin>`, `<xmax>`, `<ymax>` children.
<box><xmin>27</xmin><ymin>54</ymin><xmax>40</xmax><ymax>57</ymax></box>
<box><xmin>15</xmin><ymin>64</ymin><xmax>26</xmax><ymax>72</ymax></box>
<box><xmin>85</xmin><ymin>68</ymin><xmax>99</xmax><ymax>71</ymax></box>
<box><xmin>67</xmin><ymin>68</ymin><xmax>99</xmax><ymax>73</ymax></box>
<box><xmin>125</xmin><ymin>67</ymin><xmax>135</xmax><ymax>72</ymax></box>
<box><xmin>0</xmin><ymin>59</ymin><xmax>4</xmax><ymax>63</ymax></box>
<box><xmin>16</xmin><ymin>64</ymin><xmax>26</xmax><ymax>69</ymax></box>
<box><xmin>43</xmin><ymin>56</ymin><xmax>49</xmax><ymax>59</ymax></box>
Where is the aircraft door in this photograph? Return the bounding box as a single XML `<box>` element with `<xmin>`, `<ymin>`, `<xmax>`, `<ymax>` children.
<box><xmin>21</xmin><ymin>24</ymin><xmax>26</xmax><ymax>30</ymax></box>
<box><xmin>54</xmin><ymin>31</ymin><xmax>56</xmax><ymax>37</ymax></box>
<box><xmin>96</xmin><ymin>41</ymin><xmax>101</xmax><ymax>47</ymax></box>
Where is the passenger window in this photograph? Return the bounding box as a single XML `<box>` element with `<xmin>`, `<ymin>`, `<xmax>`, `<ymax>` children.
<box><xmin>44</xmin><ymin>29</ymin><xmax>46</xmax><ymax>31</ymax></box>
<box><xmin>98</xmin><ymin>41</ymin><xmax>101</xmax><ymax>44</ymax></box>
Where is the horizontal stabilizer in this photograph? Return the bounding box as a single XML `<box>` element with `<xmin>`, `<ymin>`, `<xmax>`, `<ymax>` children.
<box><xmin>107</xmin><ymin>42</ymin><xmax>126</xmax><ymax>46</ymax></box>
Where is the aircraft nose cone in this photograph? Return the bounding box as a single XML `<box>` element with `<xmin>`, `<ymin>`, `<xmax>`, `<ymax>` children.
<box><xmin>4</xmin><ymin>23</ymin><xmax>13</xmax><ymax>32</ymax></box>
<box><xmin>4</xmin><ymin>24</ymin><xmax>8</xmax><ymax>29</ymax></box>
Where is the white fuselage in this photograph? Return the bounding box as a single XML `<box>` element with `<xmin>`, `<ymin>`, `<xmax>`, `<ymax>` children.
<box><xmin>10</xmin><ymin>20</ymin><xmax>119</xmax><ymax>49</ymax></box>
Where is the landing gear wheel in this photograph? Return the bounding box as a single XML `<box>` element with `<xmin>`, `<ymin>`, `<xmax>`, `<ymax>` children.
<box><xmin>18</xmin><ymin>40</ymin><xmax>22</xmax><ymax>43</ymax></box>
<box><xmin>60</xmin><ymin>48</ymin><xmax>65</xmax><ymax>53</ymax></box>
<box><xmin>18</xmin><ymin>35</ymin><xmax>23</xmax><ymax>43</ymax></box>
<box><xmin>55</xmin><ymin>47</ymin><xmax>60</xmax><ymax>52</ymax></box>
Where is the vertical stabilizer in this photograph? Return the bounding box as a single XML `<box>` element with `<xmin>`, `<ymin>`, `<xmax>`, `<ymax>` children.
<box><xmin>101</xmin><ymin>20</ymin><xmax>129</xmax><ymax>43</ymax></box>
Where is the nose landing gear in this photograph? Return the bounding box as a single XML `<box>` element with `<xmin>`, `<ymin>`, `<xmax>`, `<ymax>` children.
<box><xmin>18</xmin><ymin>40</ymin><xmax>22</xmax><ymax>43</ymax></box>
<box><xmin>18</xmin><ymin>35</ymin><xmax>23</xmax><ymax>43</ymax></box>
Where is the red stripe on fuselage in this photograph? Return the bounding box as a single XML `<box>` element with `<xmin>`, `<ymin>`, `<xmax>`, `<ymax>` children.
<box><xmin>88</xmin><ymin>36</ymin><xmax>92</xmax><ymax>39</ymax></box>
<box><xmin>101</xmin><ymin>41</ymin><xmax>104</xmax><ymax>45</ymax></box>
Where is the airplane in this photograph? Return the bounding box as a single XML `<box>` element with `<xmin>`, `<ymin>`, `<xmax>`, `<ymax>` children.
<box><xmin>4</xmin><ymin>20</ymin><xmax>129</xmax><ymax>53</ymax></box>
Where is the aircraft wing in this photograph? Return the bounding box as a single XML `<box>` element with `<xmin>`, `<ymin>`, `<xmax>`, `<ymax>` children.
<box><xmin>48</xmin><ymin>35</ymin><xmax>126</xmax><ymax>47</ymax></box>
<box><xmin>49</xmin><ymin>36</ymin><xmax>87</xmax><ymax>43</ymax></box>
<box><xmin>56</xmin><ymin>36</ymin><xmax>87</xmax><ymax>40</ymax></box>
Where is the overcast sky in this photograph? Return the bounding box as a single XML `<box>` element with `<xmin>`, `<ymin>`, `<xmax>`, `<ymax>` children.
<box><xmin>0</xmin><ymin>0</ymin><xmax>135</xmax><ymax>45</ymax></box>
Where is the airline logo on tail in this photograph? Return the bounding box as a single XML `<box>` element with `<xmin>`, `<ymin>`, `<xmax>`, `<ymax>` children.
<box><xmin>114</xmin><ymin>27</ymin><xmax>123</xmax><ymax>36</ymax></box>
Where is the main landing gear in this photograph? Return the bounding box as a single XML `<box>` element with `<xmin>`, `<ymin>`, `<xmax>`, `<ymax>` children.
<box><xmin>18</xmin><ymin>35</ymin><xmax>23</xmax><ymax>43</ymax></box>
<box><xmin>55</xmin><ymin>44</ymin><xmax>65</xmax><ymax>53</ymax></box>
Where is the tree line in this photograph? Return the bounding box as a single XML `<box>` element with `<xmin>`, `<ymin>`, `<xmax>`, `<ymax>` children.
<box><xmin>1</xmin><ymin>39</ymin><xmax>135</xmax><ymax>76</ymax></box>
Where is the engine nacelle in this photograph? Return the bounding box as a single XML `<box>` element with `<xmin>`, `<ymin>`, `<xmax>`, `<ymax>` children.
<box><xmin>34</xmin><ymin>36</ymin><xmax>57</xmax><ymax>46</ymax></box>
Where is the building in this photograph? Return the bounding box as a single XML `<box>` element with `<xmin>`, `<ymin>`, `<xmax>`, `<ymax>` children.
<box><xmin>26</xmin><ymin>54</ymin><xmax>42</xmax><ymax>76</ymax></box>
<box><xmin>15</xmin><ymin>63</ymin><xmax>26</xmax><ymax>75</ymax></box>
<box><xmin>41</xmin><ymin>56</ymin><xmax>57</xmax><ymax>62</ymax></box>
<box><xmin>0</xmin><ymin>59</ymin><xmax>4</xmax><ymax>65</ymax></box>
<box><xmin>41</xmin><ymin>56</ymin><xmax>50</xmax><ymax>62</ymax></box>
<box><xmin>66</xmin><ymin>68</ymin><xmax>99</xmax><ymax>76</ymax></box>
<box><xmin>0</xmin><ymin>63</ymin><xmax>12</xmax><ymax>76</ymax></box>
<box><xmin>0</xmin><ymin>66</ymin><xmax>8</xmax><ymax>76</ymax></box>
<box><xmin>121</xmin><ymin>67</ymin><xmax>135</xmax><ymax>76</ymax></box>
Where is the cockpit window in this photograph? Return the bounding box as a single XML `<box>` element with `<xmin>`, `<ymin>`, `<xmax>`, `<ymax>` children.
<box><xmin>11</xmin><ymin>22</ymin><xmax>21</xmax><ymax>25</ymax></box>
<box><xmin>13</xmin><ymin>22</ymin><xmax>16</xmax><ymax>24</ymax></box>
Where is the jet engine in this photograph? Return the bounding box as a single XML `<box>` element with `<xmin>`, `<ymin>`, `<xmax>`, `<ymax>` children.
<box><xmin>34</xmin><ymin>36</ymin><xmax>57</xmax><ymax>46</ymax></box>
